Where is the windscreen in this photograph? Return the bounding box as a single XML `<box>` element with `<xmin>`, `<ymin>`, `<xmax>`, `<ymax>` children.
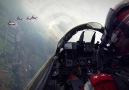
<box><xmin>69</xmin><ymin>30</ymin><xmax>102</xmax><ymax>43</ymax></box>
<box><xmin>0</xmin><ymin>0</ymin><xmax>122</xmax><ymax>90</ymax></box>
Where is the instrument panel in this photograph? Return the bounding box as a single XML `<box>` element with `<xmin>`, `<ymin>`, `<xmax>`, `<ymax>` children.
<box><xmin>59</xmin><ymin>42</ymin><xmax>97</xmax><ymax>67</ymax></box>
<box><xmin>65</xmin><ymin>57</ymin><xmax>95</xmax><ymax>67</ymax></box>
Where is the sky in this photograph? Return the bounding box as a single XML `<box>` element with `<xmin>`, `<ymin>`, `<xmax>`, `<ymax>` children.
<box><xmin>20</xmin><ymin>0</ymin><xmax>122</xmax><ymax>42</ymax></box>
<box><xmin>0</xmin><ymin>0</ymin><xmax>123</xmax><ymax>43</ymax></box>
<box><xmin>21</xmin><ymin>0</ymin><xmax>122</xmax><ymax>25</ymax></box>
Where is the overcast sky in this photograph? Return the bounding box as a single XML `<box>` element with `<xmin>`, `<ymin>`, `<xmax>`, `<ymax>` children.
<box><xmin>21</xmin><ymin>0</ymin><xmax>122</xmax><ymax>25</ymax></box>
<box><xmin>1</xmin><ymin>0</ymin><xmax>123</xmax><ymax>42</ymax></box>
<box><xmin>20</xmin><ymin>0</ymin><xmax>123</xmax><ymax>42</ymax></box>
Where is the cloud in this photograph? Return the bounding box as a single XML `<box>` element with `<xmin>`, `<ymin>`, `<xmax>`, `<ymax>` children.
<box><xmin>21</xmin><ymin>0</ymin><xmax>122</xmax><ymax>42</ymax></box>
